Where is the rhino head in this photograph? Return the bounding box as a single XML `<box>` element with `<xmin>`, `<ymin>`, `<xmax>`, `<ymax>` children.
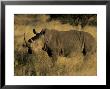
<box><xmin>23</xmin><ymin>29</ymin><xmax>46</xmax><ymax>54</ymax></box>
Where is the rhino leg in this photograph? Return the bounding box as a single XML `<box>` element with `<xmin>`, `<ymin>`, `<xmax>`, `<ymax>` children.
<box><xmin>51</xmin><ymin>50</ymin><xmax>58</xmax><ymax>66</ymax></box>
<box><xmin>83</xmin><ymin>43</ymin><xmax>96</xmax><ymax>61</ymax></box>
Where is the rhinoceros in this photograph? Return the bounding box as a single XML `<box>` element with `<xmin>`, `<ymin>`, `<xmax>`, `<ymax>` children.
<box><xmin>23</xmin><ymin>28</ymin><xmax>96</xmax><ymax>64</ymax></box>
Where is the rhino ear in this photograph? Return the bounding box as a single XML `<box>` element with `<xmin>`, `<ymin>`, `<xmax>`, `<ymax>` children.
<box><xmin>33</xmin><ymin>29</ymin><xmax>37</xmax><ymax>34</ymax></box>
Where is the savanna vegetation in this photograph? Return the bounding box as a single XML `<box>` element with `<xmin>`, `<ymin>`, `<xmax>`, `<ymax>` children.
<box><xmin>14</xmin><ymin>14</ymin><xmax>97</xmax><ymax>76</ymax></box>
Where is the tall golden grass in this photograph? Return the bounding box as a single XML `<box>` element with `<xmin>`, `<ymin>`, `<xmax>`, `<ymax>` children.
<box><xmin>14</xmin><ymin>14</ymin><xmax>97</xmax><ymax>76</ymax></box>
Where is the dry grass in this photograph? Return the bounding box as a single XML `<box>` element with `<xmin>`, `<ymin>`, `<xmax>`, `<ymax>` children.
<box><xmin>14</xmin><ymin>14</ymin><xmax>97</xmax><ymax>76</ymax></box>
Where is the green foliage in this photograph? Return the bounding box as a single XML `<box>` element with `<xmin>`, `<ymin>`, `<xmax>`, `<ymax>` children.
<box><xmin>49</xmin><ymin>14</ymin><xmax>97</xmax><ymax>27</ymax></box>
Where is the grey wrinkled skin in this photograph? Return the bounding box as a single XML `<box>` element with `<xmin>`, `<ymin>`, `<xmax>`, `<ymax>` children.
<box><xmin>23</xmin><ymin>28</ymin><xmax>96</xmax><ymax>64</ymax></box>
